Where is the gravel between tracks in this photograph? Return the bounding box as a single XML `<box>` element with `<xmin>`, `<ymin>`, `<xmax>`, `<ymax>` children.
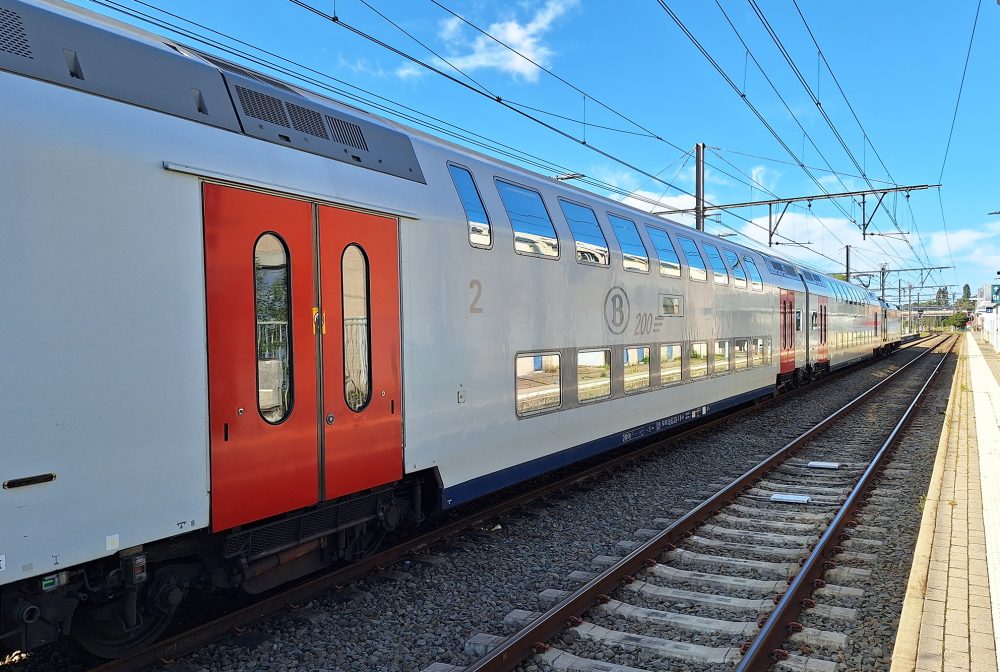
<box><xmin>0</xmin><ymin>342</ymin><xmax>948</xmax><ymax>672</ymax></box>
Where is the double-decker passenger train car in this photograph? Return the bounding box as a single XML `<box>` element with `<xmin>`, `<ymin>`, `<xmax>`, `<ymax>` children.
<box><xmin>0</xmin><ymin>0</ymin><xmax>903</xmax><ymax>657</ymax></box>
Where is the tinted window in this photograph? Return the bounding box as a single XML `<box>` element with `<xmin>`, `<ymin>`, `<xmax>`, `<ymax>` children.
<box><xmin>743</xmin><ymin>256</ymin><xmax>764</xmax><ymax>291</ymax></box>
<box><xmin>608</xmin><ymin>214</ymin><xmax>649</xmax><ymax>272</ymax></box>
<box><xmin>659</xmin><ymin>294</ymin><xmax>683</xmax><ymax>317</ymax></box>
<box><xmin>678</xmin><ymin>236</ymin><xmax>707</xmax><ymax>281</ymax></box>
<box><xmin>715</xmin><ymin>340</ymin><xmax>730</xmax><ymax>374</ymax></box>
<box><xmin>661</xmin><ymin>343</ymin><xmax>682</xmax><ymax>384</ymax></box>
<box><xmin>690</xmin><ymin>342</ymin><xmax>708</xmax><ymax>378</ymax></box>
<box><xmin>496</xmin><ymin>180</ymin><xmax>558</xmax><ymax>257</ymax></box>
<box><xmin>702</xmin><ymin>243</ymin><xmax>729</xmax><ymax>286</ymax></box>
<box><xmin>343</xmin><ymin>245</ymin><xmax>371</xmax><ymax>412</ymax></box>
<box><xmin>578</xmin><ymin>349</ymin><xmax>611</xmax><ymax>402</ymax></box>
<box><xmin>516</xmin><ymin>353</ymin><xmax>560</xmax><ymax>415</ymax></box>
<box><xmin>734</xmin><ymin>338</ymin><xmax>750</xmax><ymax>370</ymax></box>
<box><xmin>558</xmin><ymin>199</ymin><xmax>609</xmax><ymax>266</ymax></box>
<box><xmin>646</xmin><ymin>226</ymin><xmax>682</xmax><ymax>277</ymax></box>
<box><xmin>723</xmin><ymin>249</ymin><xmax>747</xmax><ymax>288</ymax></box>
<box><xmin>254</xmin><ymin>233</ymin><xmax>293</xmax><ymax>424</ymax></box>
<box><xmin>448</xmin><ymin>164</ymin><xmax>491</xmax><ymax>248</ymax></box>
<box><xmin>624</xmin><ymin>346</ymin><xmax>650</xmax><ymax>392</ymax></box>
<box><xmin>753</xmin><ymin>337</ymin><xmax>766</xmax><ymax>366</ymax></box>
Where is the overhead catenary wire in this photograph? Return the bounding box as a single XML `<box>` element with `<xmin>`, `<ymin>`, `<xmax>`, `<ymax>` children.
<box><xmin>93</xmin><ymin>0</ymin><xmax>858</xmax><ymax>271</ymax></box>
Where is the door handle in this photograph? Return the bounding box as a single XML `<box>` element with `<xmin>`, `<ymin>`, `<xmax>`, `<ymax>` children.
<box><xmin>312</xmin><ymin>307</ymin><xmax>327</xmax><ymax>335</ymax></box>
<box><xmin>325</xmin><ymin>413</ymin><xmax>335</xmax><ymax>425</ymax></box>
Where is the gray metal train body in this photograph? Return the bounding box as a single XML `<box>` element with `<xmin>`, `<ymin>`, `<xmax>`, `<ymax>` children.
<box><xmin>0</xmin><ymin>0</ymin><xmax>904</xmax><ymax>656</ymax></box>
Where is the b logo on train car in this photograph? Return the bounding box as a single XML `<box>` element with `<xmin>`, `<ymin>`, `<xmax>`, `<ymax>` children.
<box><xmin>604</xmin><ymin>286</ymin><xmax>630</xmax><ymax>335</ymax></box>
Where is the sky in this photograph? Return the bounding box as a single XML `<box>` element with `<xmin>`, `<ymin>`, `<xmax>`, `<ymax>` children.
<box><xmin>78</xmin><ymin>0</ymin><xmax>1000</xmax><ymax>304</ymax></box>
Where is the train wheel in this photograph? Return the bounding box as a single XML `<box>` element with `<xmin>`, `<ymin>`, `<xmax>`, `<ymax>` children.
<box><xmin>343</xmin><ymin>525</ymin><xmax>386</xmax><ymax>562</ymax></box>
<box><xmin>72</xmin><ymin>576</ymin><xmax>183</xmax><ymax>659</ymax></box>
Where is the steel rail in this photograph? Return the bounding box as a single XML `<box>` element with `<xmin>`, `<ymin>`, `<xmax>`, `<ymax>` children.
<box><xmin>738</xmin><ymin>333</ymin><xmax>958</xmax><ymax>669</ymax></box>
<box><xmin>88</xmin><ymin>334</ymin><xmax>935</xmax><ymax>672</ymax></box>
<box><xmin>463</xmin><ymin>334</ymin><xmax>951</xmax><ymax>672</ymax></box>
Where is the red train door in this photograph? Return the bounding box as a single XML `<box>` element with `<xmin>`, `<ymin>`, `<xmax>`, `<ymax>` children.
<box><xmin>204</xmin><ymin>184</ymin><xmax>320</xmax><ymax>531</ymax></box>
<box><xmin>780</xmin><ymin>289</ymin><xmax>795</xmax><ymax>373</ymax></box>
<box><xmin>318</xmin><ymin>205</ymin><xmax>402</xmax><ymax>499</ymax></box>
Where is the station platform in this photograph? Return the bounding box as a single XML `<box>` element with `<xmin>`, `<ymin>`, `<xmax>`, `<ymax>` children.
<box><xmin>892</xmin><ymin>333</ymin><xmax>1000</xmax><ymax>672</ymax></box>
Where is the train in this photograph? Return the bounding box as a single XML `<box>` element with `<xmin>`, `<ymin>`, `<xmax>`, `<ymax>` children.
<box><xmin>0</xmin><ymin>0</ymin><xmax>904</xmax><ymax>658</ymax></box>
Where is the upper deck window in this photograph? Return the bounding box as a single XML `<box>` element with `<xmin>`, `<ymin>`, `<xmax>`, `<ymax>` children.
<box><xmin>558</xmin><ymin>199</ymin><xmax>609</xmax><ymax>266</ymax></box>
<box><xmin>677</xmin><ymin>236</ymin><xmax>707</xmax><ymax>282</ymax></box>
<box><xmin>495</xmin><ymin>179</ymin><xmax>558</xmax><ymax>258</ymax></box>
<box><xmin>723</xmin><ymin>249</ymin><xmax>748</xmax><ymax>288</ymax></box>
<box><xmin>743</xmin><ymin>256</ymin><xmax>764</xmax><ymax>291</ymax></box>
<box><xmin>608</xmin><ymin>214</ymin><xmax>649</xmax><ymax>273</ymax></box>
<box><xmin>646</xmin><ymin>226</ymin><xmax>682</xmax><ymax>277</ymax></box>
<box><xmin>448</xmin><ymin>164</ymin><xmax>491</xmax><ymax>248</ymax></box>
<box><xmin>702</xmin><ymin>243</ymin><xmax>730</xmax><ymax>286</ymax></box>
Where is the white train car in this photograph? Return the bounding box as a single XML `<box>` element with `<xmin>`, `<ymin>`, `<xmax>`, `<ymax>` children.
<box><xmin>0</xmin><ymin>0</ymin><xmax>901</xmax><ymax>656</ymax></box>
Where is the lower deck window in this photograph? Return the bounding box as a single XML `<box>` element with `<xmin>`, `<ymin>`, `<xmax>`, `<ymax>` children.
<box><xmin>516</xmin><ymin>353</ymin><xmax>560</xmax><ymax>415</ymax></box>
<box><xmin>734</xmin><ymin>338</ymin><xmax>750</xmax><ymax>370</ymax></box>
<box><xmin>624</xmin><ymin>346</ymin><xmax>650</xmax><ymax>393</ymax></box>
<box><xmin>690</xmin><ymin>342</ymin><xmax>708</xmax><ymax>378</ymax></box>
<box><xmin>714</xmin><ymin>340</ymin><xmax>730</xmax><ymax>374</ymax></box>
<box><xmin>661</xmin><ymin>343</ymin><xmax>682</xmax><ymax>384</ymax></box>
<box><xmin>753</xmin><ymin>338</ymin><xmax>766</xmax><ymax>367</ymax></box>
<box><xmin>578</xmin><ymin>349</ymin><xmax>611</xmax><ymax>402</ymax></box>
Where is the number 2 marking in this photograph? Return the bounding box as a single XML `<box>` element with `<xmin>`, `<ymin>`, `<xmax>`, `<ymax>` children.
<box><xmin>633</xmin><ymin>311</ymin><xmax>654</xmax><ymax>336</ymax></box>
<box><xmin>469</xmin><ymin>279</ymin><xmax>483</xmax><ymax>313</ymax></box>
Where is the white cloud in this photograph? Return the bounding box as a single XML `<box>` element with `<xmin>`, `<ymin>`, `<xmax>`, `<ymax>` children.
<box><xmin>394</xmin><ymin>62</ymin><xmax>424</xmax><ymax>81</ymax></box>
<box><xmin>437</xmin><ymin>0</ymin><xmax>578</xmax><ymax>83</ymax></box>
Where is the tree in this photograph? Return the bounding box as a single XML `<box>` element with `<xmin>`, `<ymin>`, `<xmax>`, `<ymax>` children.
<box><xmin>943</xmin><ymin>311</ymin><xmax>970</xmax><ymax>330</ymax></box>
<box><xmin>963</xmin><ymin>284</ymin><xmax>971</xmax><ymax>301</ymax></box>
<box><xmin>935</xmin><ymin>287</ymin><xmax>949</xmax><ymax>305</ymax></box>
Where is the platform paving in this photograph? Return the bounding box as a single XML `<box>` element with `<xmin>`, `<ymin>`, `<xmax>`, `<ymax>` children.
<box><xmin>891</xmin><ymin>334</ymin><xmax>999</xmax><ymax>672</ymax></box>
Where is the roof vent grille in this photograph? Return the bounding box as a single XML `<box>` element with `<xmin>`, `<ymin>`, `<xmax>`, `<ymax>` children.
<box><xmin>288</xmin><ymin>103</ymin><xmax>328</xmax><ymax>139</ymax></box>
<box><xmin>235</xmin><ymin>85</ymin><xmax>289</xmax><ymax>128</ymax></box>
<box><xmin>326</xmin><ymin>115</ymin><xmax>369</xmax><ymax>152</ymax></box>
<box><xmin>192</xmin><ymin>50</ymin><xmax>294</xmax><ymax>92</ymax></box>
<box><xmin>0</xmin><ymin>8</ymin><xmax>33</xmax><ymax>59</ymax></box>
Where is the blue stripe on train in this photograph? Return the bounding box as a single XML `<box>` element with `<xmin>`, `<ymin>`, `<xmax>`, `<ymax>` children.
<box><xmin>440</xmin><ymin>384</ymin><xmax>776</xmax><ymax>509</ymax></box>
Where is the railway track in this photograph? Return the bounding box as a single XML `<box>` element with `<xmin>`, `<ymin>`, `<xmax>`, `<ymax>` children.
<box><xmin>34</xmin><ymin>335</ymin><xmax>935</xmax><ymax>672</ymax></box>
<box><xmin>449</xmin><ymin>333</ymin><xmax>957</xmax><ymax>672</ymax></box>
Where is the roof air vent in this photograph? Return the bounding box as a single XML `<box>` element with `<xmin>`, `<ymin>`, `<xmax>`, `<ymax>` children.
<box><xmin>235</xmin><ymin>85</ymin><xmax>289</xmax><ymax>128</ymax></box>
<box><xmin>0</xmin><ymin>7</ymin><xmax>33</xmax><ymax>59</ymax></box>
<box><xmin>326</xmin><ymin>115</ymin><xmax>369</xmax><ymax>152</ymax></box>
<box><xmin>191</xmin><ymin>49</ymin><xmax>294</xmax><ymax>92</ymax></box>
<box><xmin>287</xmin><ymin>102</ymin><xmax>328</xmax><ymax>139</ymax></box>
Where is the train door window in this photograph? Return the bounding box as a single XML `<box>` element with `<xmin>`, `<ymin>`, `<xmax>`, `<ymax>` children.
<box><xmin>743</xmin><ymin>256</ymin><xmax>764</xmax><ymax>291</ymax></box>
<box><xmin>495</xmin><ymin>179</ymin><xmax>559</xmax><ymax>258</ymax></box>
<box><xmin>608</xmin><ymin>214</ymin><xmax>649</xmax><ymax>273</ymax></box>
<box><xmin>702</xmin><ymin>243</ymin><xmax>730</xmax><ymax>286</ymax></box>
<box><xmin>677</xmin><ymin>236</ymin><xmax>708</xmax><ymax>282</ymax></box>
<box><xmin>448</xmin><ymin>164</ymin><xmax>491</xmax><ymax>248</ymax></box>
<box><xmin>659</xmin><ymin>294</ymin><xmax>683</xmax><ymax>317</ymax></box>
<box><xmin>558</xmin><ymin>199</ymin><xmax>609</xmax><ymax>266</ymax></box>
<box><xmin>254</xmin><ymin>233</ymin><xmax>294</xmax><ymax>424</ymax></box>
<box><xmin>753</xmin><ymin>337</ymin><xmax>766</xmax><ymax>366</ymax></box>
<box><xmin>723</xmin><ymin>249</ymin><xmax>748</xmax><ymax>288</ymax></box>
<box><xmin>690</xmin><ymin>342</ymin><xmax>709</xmax><ymax>378</ymax></box>
<box><xmin>647</xmin><ymin>226</ymin><xmax>682</xmax><ymax>277</ymax></box>
<box><xmin>660</xmin><ymin>343</ymin><xmax>682</xmax><ymax>384</ymax></box>
<box><xmin>734</xmin><ymin>338</ymin><xmax>750</xmax><ymax>370</ymax></box>
<box><xmin>714</xmin><ymin>340</ymin><xmax>730</xmax><ymax>374</ymax></box>
<box><xmin>765</xmin><ymin>337</ymin><xmax>773</xmax><ymax>363</ymax></box>
<box><xmin>342</xmin><ymin>244</ymin><xmax>371</xmax><ymax>412</ymax></box>
<box><xmin>624</xmin><ymin>346</ymin><xmax>650</xmax><ymax>393</ymax></box>
<box><xmin>795</xmin><ymin>309</ymin><xmax>803</xmax><ymax>332</ymax></box>
<box><xmin>577</xmin><ymin>349</ymin><xmax>611</xmax><ymax>403</ymax></box>
<box><xmin>515</xmin><ymin>353</ymin><xmax>560</xmax><ymax>416</ymax></box>
<box><xmin>811</xmin><ymin>311</ymin><xmax>819</xmax><ymax>330</ymax></box>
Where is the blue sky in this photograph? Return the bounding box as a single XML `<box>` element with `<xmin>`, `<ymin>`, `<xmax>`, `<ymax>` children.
<box><xmin>80</xmin><ymin>0</ymin><xmax>999</xmax><ymax>302</ymax></box>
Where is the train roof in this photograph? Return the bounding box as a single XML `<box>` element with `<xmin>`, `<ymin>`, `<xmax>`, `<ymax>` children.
<box><xmin>3</xmin><ymin>0</ymin><xmax>876</xmax><ymax>303</ymax></box>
